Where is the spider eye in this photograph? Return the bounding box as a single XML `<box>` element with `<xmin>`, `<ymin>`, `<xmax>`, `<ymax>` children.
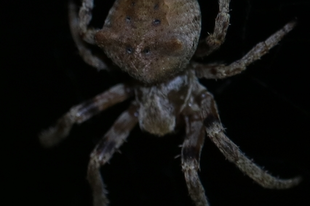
<box><xmin>126</xmin><ymin>46</ymin><xmax>134</xmax><ymax>54</ymax></box>
<box><xmin>126</xmin><ymin>16</ymin><xmax>131</xmax><ymax>22</ymax></box>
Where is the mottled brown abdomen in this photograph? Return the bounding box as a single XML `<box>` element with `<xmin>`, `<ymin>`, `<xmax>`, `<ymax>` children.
<box><xmin>95</xmin><ymin>0</ymin><xmax>201</xmax><ymax>84</ymax></box>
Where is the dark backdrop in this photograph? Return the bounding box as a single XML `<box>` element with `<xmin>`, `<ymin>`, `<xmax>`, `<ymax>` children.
<box><xmin>3</xmin><ymin>0</ymin><xmax>310</xmax><ymax>206</ymax></box>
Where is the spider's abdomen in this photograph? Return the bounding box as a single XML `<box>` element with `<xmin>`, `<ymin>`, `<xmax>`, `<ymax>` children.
<box><xmin>95</xmin><ymin>0</ymin><xmax>201</xmax><ymax>84</ymax></box>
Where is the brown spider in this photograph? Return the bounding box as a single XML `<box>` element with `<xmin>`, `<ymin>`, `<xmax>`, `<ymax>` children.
<box><xmin>39</xmin><ymin>0</ymin><xmax>301</xmax><ymax>205</ymax></box>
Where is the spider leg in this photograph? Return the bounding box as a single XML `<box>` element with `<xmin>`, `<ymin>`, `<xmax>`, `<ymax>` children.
<box><xmin>39</xmin><ymin>83</ymin><xmax>134</xmax><ymax>147</ymax></box>
<box><xmin>69</xmin><ymin>1</ymin><xmax>107</xmax><ymax>70</ymax></box>
<box><xmin>195</xmin><ymin>0</ymin><xmax>231</xmax><ymax>57</ymax></box>
<box><xmin>200</xmin><ymin>88</ymin><xmax>301</xmax><ymax>189</ymax></box>
<box><xmin>182</xmin><ymin>112</ymin><xmax>209</xmax><ymax>206</ymax></box>
<box><xmin>88</xmin><ymin>103</ymin><xmax>138</xmax><ymax>206</ymax></box>
<box><xmin>193</xmin><ymin>21</ymin><xmax>296</xmax><ymax>79</ymax></box>
<box><xmin>78</xmin><ymin>0</ymin><xmax>98</xmax><ymax>45</ymax></box>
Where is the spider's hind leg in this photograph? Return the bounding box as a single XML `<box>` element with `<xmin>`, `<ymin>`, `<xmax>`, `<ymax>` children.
<box><xmin>87</xmin><ymin>103</ymin><xmax>138</xmax><ymax>206</ymax></box>
<box><xmin>194</xmin><ymin>20</ymin><xmax>296</xmax><ymax>79</ymax></box>
<box><xmin>78</xmin><ymin>0</ymin><xmax>98</xmax><ymax>45</ymax></box>
<box><xmin>195</xmin><ymin>0</ymin><xmax>231</xmax><ymax>57</ymax></box>
<box><xmin>69</xmin><ymin>0</ymin><xmax>108</xmax><ymax>70</ymax></box>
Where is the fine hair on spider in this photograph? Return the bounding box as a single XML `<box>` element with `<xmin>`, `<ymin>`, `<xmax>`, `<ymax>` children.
<box><xmin>39</xmin><ymin>0</ymin><xmax>301</xmax><ymax>206</ymax></box>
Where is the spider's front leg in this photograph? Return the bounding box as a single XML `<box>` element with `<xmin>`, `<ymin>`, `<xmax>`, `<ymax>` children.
<box><xmin>181</xmin><ymin>87</ymin><xmax>221</xmax><ymax>206</ymax></box>
<box><xmin>204</xmin><ymin>112</ymin><xmax>301</xmax><ymax>189</ymax></box>
<box><xmin>88</xmin><ymin>102</ymin><xmax>138</xmax><ymax>206</ymax></box>
<box><xmin>182</xmin><ymin>111</ymin><xmax>209</xmax><ymax>206</ymax></box>
<box><xmin>182</xmin><ymin>84</ymin><xmax>301</xmax><ymax>206</ymax></box>
<box><xmin>195</xmin><ymin>0</ymin><xmax>231</xmax><ymax>57</ymax></box>
<box><xmin>199</xmin><ymin>86</ymin><xmax>301</xmax><ymax>189</ymax></box>
<box><xmin>39</xmin><ymin>83</ymin><xmax>133</xmax><ymax>147</ymax></box>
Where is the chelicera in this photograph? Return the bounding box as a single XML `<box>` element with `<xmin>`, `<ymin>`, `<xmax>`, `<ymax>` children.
<box><xmin>39</xmin><ymin>0</ymin><xmax>301</xmax><ymax>205</ymax></box>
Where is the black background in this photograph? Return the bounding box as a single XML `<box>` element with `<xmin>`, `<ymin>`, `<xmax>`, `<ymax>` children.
<box><xmin>3</xmin><ymin>0</ymin><xmax>310</xmax><ymax>206</ymax></box>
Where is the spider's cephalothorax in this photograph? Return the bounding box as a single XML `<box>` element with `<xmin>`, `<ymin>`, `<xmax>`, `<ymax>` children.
<box><xmin>40</xmin><ymin>0</ymin><xmax>301</xmax><ymax>205</ymax></box>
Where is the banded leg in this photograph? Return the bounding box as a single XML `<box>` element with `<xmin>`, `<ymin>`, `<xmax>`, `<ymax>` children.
<box><xmin>87</xmin><ymin>103</ymin><xmax>138</xmax><ymax>206</ymax></box>
<box><xmin>194</xmin><ymin>21</ymin><xmax>296</xmax><ymax>79</ymax></box>
<box><xmin>79</xmin><ymin>0</ymin><xmax>98</xmax><ymax>44</ymax></box>
<box><xmin>182</xmin><ymin>113</ymin><xmax>209</xmax><ymax>206</ymax></box>
<box><xmin>195</xmin><ymin>0</ymin><xmax>231</xmax><ymax>57</ymax></box>
<box><xmin>200</xmin><ymin>88</ymin><xmax>301</xmax><ymax>189</ymax></box>
<box><xmin>69</xmin><ymin>1</ymin><xmax>107</xmax><ymax>70</ymax></box>
<box><xmin>39</xmin><ymin>83</ymin><xmax>134</xmax><ymax>147</ymax></box>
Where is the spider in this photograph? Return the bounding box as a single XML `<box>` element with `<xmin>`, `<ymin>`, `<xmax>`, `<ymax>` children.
<box><xmin>39</xmin><ymin>0</ymin><xmax>301</xmax><ymax>205</ymax></box>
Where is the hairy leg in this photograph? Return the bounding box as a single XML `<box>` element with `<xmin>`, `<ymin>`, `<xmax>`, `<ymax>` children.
<box><xmin>194</xmin><ymin>21</ymin><xmax>296</xmax><ymax>79</ymax></box>
<box><xmin>79</xmin><ymin>0</ymin><xmax>98</xmax><ymax>44</ymax></box>
<box><xmin>195</xmin><ymin>0</ymin><xmax>230</xmax><ymax>57</ymax></box>
<box><xmin>181</xmin><ymin>83</ymin><xmax>215</xmax><ymax>206</ymax></box>
<box><xmin>69</xmin><ymin>1</ymin><xmax>107</xmax><ymax>70</ymax></box>
<box><xmin>200</xmin><ymin>87</ymin><xmax>301</xmax><ymax>189</ymax></box>
<box><xmin>39</xmin><ymin>83</ymin><xmax>134</xmax><ymax>147</ymax></box>
<box><xmin>87</xmin><ymin>103</ymin><xmax>138</xmax><ymax>206</ymax></box>
<box><xmin>182</xmin><ymin>112</ymin><xmax>209</xmax><ymax>206</ymax></box>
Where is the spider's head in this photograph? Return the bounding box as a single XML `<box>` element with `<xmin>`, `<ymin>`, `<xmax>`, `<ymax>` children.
<box><xmin>95</xmin><ymin>0</ymin><xmax>201</xmax><ymax>84</ymax></box>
